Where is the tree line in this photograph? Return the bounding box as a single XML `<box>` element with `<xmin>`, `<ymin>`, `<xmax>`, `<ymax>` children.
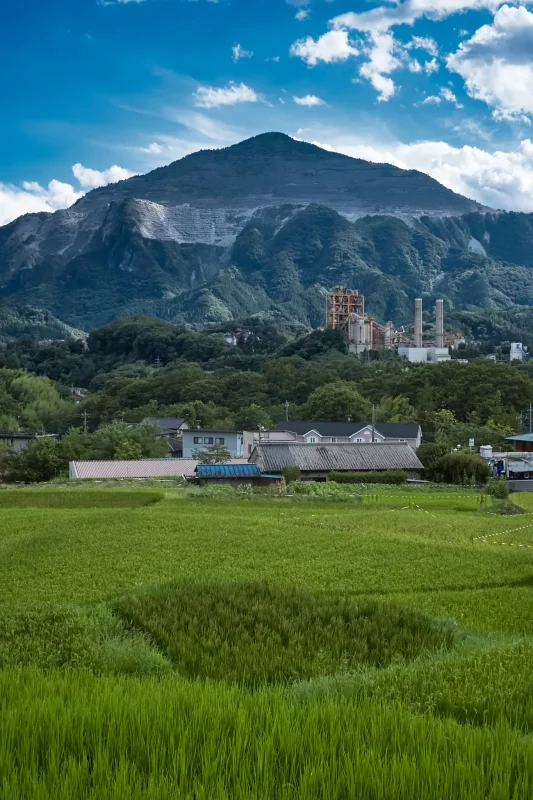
<box><xmin>0</xmin><ymin>315</ymin><xmax>531</xmax><ymax>482</ymax></box>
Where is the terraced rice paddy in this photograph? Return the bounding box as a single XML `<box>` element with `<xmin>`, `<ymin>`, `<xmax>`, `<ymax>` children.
<box><xmin>1</xmin><ymin>487</ymin><xmax>533</xmax><ymax>797</ymax></box>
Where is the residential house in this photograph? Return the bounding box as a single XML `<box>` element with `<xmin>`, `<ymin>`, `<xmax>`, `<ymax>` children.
<box><xmin>250</xmin><ymin>442</ymin><xmax>424</xmax><ymax>482</ymax></box>
<box><xmin>182</xmin><ymin>429</ymin><xmax>244</xmax><ymax>459</ymax></box>
<box><xmin>0</xmin><ymin>432</ymin><xmax>38</xmax><ymax>453</ymax></box>
<box><xmin>276</xmin><ymin>421</ymin><xmax>422</xmax><ymax>450</ymax></box>
<box><xmin>140</xmin><ymin>417</ymin><xmax>191</xmax><ymax>458</ymax></box>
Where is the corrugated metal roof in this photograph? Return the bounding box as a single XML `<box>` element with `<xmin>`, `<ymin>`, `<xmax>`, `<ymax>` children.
<box><xmin>197</xmin><ymin>464</ymin><xmax>261</xmax><ymax>478</ymax></box>
<box><xmin>507</xmin><ymin>434</ymin><xmax>533</xmax><ymax>442</ymax></box>
<box><xmin>276</xmin><ymin>421</ymin><xmax>421</xmax><ymax>439</ymax></box>
<box><xmin>254</xmin><ymin>443</ymin><xmax>423</xmax><ymax>473</ymax></box>
<box><xmin>71</xmin><ymin>459</ymin><xmax>249</xmax><ymax>480</ymax></box>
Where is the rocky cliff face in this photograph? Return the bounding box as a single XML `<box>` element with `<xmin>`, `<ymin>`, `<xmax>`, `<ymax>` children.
<box><xmin>2</xmin><ymin>132</ymin><xmax>532</xmax><ymax>333</ymax></box>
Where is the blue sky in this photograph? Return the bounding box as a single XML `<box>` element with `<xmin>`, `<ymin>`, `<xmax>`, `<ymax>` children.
<box><xmin>2</xmin><ymin>0</ymin><xmax>533</xmax><ymax>223</ymax></box>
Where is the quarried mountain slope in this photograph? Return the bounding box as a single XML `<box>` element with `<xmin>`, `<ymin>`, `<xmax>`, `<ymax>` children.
<box><xmin>2</xmin><ymin>132</ymin><xmax>532</xmax><ymax>334</ymax></box>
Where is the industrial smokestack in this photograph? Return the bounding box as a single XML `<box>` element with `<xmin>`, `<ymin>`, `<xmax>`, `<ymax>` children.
<box><xmin>414</xmin><ymin>298</ymin><xmax>423</xmax><ymax>348</ymax></box>
<box><xmin>436</xmin><ymin>299</ymin><xmax>444</xmax><ymax>348</ymax></box>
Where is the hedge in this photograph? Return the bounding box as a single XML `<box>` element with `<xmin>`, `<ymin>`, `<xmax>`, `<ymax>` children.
<box><xmin>328</xmin><ymin>470</ymin><xmax>408</xmax><ymax>485</ymax></box>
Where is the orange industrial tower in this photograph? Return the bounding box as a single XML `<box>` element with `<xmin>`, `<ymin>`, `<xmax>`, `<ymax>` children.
<box><xmin>326</xmin><ymin>287</ymin><xmax>365</xmax><ymax>329</ymax></box>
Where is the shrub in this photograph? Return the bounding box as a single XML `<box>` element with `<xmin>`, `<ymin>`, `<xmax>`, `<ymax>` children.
<box><xmin>439</xmin><ymin>453</ymin><xmax>490</xmax><ymax>485</ymax></box>
<box><xmin>282</xmin><ymin>466</ymin><xmax>301</xmax><ymax>484</ymax></box>
<box><xmin>486</xmin><ymin>477</ymin><xmax>510</xmax><ymax>499</ymax></box>
<box><xmin>329</xmin><ymin>470</ymin><xmax>408</xmax><ymax>485</ymax></box>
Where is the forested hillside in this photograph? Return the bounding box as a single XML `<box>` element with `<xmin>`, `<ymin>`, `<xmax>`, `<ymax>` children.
<box><xmin>0</xmin><ymin>318</ymin><xmax>529</xmax><ymax>464</ymax></box>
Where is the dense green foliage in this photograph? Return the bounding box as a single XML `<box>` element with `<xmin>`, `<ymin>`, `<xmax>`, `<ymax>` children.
<box><xmin>486</xmin><ymin>477</ymin><xmax>510</xmax><ymax>499</ymax></box>
<box><xmin>329</xmin><ymin>470</ymin><xmax>408</xmax><ymax>484</ymax></box>
<box><xmin>2</xmin><ymin>421</ymin><xmax>167</xmax><ymax>482</ymax></box>
<box><xmin>1</xmin><ymin>316</ymin><xmax>528</xmax><ymax>452</ymax></box>
<box><xmin>282</xmin><ymin>466</ymin><xmax>301</xmax><ymax>484</ymax></box>
<box><xmin>1</xmin><ymin>492</ymin><xmax>533</xmax><ymax>797</ymax></box>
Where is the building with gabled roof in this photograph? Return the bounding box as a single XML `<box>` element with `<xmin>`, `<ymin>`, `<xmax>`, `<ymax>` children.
<box><xmin>276</xmin><ymin>421</ymin><xmax>422</xmax><ymax>450</ymax></box>
<box><xmin>250</xmin><ymin>442</ymin><xmax>423</xmax><ymax>481</ymax></box>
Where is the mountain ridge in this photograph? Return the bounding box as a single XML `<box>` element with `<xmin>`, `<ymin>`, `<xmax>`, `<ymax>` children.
<box><xmin>73</xmin><ymin>132</ymin><xmax>485</xmax><ymax>217</ymax></box>
<box><xmin>2</xmin><ymin>132</ymin><xmax>533</xmax><ymax>337</ymax></box>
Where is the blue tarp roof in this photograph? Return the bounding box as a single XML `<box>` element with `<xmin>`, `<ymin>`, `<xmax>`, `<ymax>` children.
<box><xmin>196</xmin><ymin>464</ymin><xmax>261</xmax><ymax>478</ymax></box>
<box><xmin>507</xmin><ymin>434</ymin><xmax>533</xmax><ymax>442</ymax></box>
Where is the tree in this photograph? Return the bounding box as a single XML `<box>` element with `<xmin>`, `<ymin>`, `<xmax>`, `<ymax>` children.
<box><xmin>417</xmin><ymin>442</ymin><xmax>448</xmax><ymax>482</ymax></box>
<box><xmin>282</xmin><ymin>466</ymin><xmax>301</xmax><ymax>484</ymax></box>
<box><xmin>5</xmin><ymin>437</ymin><xmax>63</xmax><ymax>483</ymax></box>
<box><xmin>304</xmin><ymin>381</ymin><xmax>372</xmax><ymax>422</ymax></box>
<box><xmin>376</xmin><ymin>395</ymin><xmax>417</xmax><ymax>423</ymax></box>
<box><xmin>114</xmin><ymin>440</ymin><xmax>143</xmax><ymax>460</ymax></box>
<box><xmin>439</xmin><ymin>452</ymin><xmax>490</xmax><ymax>485</ymax></box>
<box><xmin>434</xmin><ymin>409</ymin><xmax>458</xmax><ymax>444</ymax></box>
<box><xmin>192</xmin><ymin>444</ymin><xmax>233</xmax><ymax>464</ymax></box>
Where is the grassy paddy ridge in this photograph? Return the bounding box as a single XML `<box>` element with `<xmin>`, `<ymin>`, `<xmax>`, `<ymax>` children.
<box><xmin>1</xmin><ymin>488</ymin><xmax>533</xmax><ymax>797</ymax></box>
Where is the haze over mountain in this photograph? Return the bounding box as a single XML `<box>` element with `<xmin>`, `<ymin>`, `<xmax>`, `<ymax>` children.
<box><xmin>1</xmin><ymin>132</ymin><xmax>533</xmax><ymax>337</ymax></box>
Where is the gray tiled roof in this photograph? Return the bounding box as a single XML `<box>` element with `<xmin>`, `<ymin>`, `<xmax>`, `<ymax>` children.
<box><xmin>254</xmin><ymin>443</ymin><xmax>423</xmax><ymax>473</ymax></box>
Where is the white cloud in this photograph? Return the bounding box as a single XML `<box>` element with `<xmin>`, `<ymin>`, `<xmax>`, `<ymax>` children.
<box><xmin>424</xmin><ymin>57</ymin><xmax>439</xmax><ymax>74</ymax></box>
<box><xmin>293</xmin><ymin>94</ymin><xmax>326</xmax><ymax>106</ymax></box>
<box><xmin>422</xmin><ymin>95</ymin><xmax>442</xmax><ymax>104</ymax></box>
<box><xmin>290</xmin><ymin>29</ymin><xmax>359</xmax><ymax>66</ymax></box>
<box><xmin>0</xmin><ymin>163</ymin><xmax>135</xmax><ymax>226</ymax></box>
<box><xmin>72</xmin><ymin>163</ymin><xmax>134</xmax><ymax>190</ymax></box>
<box><xmin>296</xmin><ymin>9</ymin><xmax>310</xmax><ymax>20</ymax></box>
<box><xmin>440</xmin><ymin>86</ymin><xmax>464</xmax><ymax>108</ymax></box>
<box><xmin>331</xmin><ymin>0</ymin><xmax>504</xmax><ymax>34</ymax></box>
<box><xmin>300</xmin><ymin>128</ymin><xmax>533</xmax><ymax>211</ymax></box>
<box><xmin>141</xmin><ymin>142</ymin><xmax>164</xmax><ymax>154</ymax></box>
<box><xmin>193</xmin><ymin>82</ymin><xmax>261</xmax><ymax>108</ymax></box>
<box><xmin>407</xmin><ymin>35</ymin><xmax>439</xmax><ymax>56</ymax></box>
<box><xmin>359</xmin><ymin>32</ymin><xmax>400</xmax><ymax>102</ymax></box>
<box><xmin>232</xmin><ymin>43</ymin><xmax>253</xmax><ymax>62</ymax></box>
<box><xmin>447</xmin><ymin>5</ymin><xmax>533</xmax><ymax>120</ymax></box>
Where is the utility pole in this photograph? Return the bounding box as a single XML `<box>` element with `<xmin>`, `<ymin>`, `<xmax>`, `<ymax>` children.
<box><xmin>82</xmin><ymin>410</ymin><xmax>89</xmax><ymax>434</ymax></box>
<box><xmin>371</xmin><ymin>404</ymin><xmax>376</xmax><ymax>443</ymax></box>
<box><xmin>154</xmin><ymin>357</ymin><xmax>162</xmax><ymax>368</ymax></box>
<box><xmin>285</xmin><ymin>400</ymin><xmax>290</xmax><ymax>422</ymax></box>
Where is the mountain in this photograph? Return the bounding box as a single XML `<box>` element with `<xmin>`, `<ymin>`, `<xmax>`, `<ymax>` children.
<box><xmin>1</xmin><ymin>131</ymin><xmax>533</xmax><ymax>335</ymax></box>
<box><xmin>0</xmin><ymin>303</ymin><xmax>85</xmax><ymax>344</ymax></box>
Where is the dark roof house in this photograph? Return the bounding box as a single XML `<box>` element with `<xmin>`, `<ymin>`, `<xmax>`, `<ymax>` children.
<box><xmin>251</xmin><ymin>442</ymin><xmax>423</xmax><ymax>479</ymax></box>
<box><xmin>276</xmin><ymin>420</ymin><xmax>421</xmax><ymax>441</ymax></box>
<box><xmin>142</xmin><ymin>417</ymin><xmax>190</xmax><ymax>436</ymax></box>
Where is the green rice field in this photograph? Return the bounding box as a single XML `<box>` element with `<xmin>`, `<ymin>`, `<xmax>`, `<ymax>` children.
<box><xmin>1</xmin><ymin>487</ymin><xmax>533</xmax><ymax>798</ymax></box>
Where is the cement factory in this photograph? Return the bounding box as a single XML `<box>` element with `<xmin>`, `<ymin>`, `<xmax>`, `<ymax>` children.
<box><xmin>325</xmin><ymin>287</ymin><xmax>451</xmax><ymax>363</ymax></box>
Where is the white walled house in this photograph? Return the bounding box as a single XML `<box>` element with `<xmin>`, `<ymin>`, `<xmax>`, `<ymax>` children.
<box><xmin>276</xmin><ymin>421</ymin><xmax>422</xmax><ymax>451</ymax></box>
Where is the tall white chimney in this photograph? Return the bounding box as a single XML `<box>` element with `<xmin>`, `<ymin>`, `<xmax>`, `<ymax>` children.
<box><xmin>436</xmin><ymin>299</ymin><xmax>444</xmax><ymax>348</ymax></box>
<box><xmin>414</xmin><ymin>298</ymin><xmax>423</xmax><ymax>348</ymax></box>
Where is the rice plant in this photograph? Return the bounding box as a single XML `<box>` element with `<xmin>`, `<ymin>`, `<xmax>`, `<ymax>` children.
<box><xmin>113</xmin><ymin>580</ymin><xmax>457</xmax><ymax>686</ymax></box>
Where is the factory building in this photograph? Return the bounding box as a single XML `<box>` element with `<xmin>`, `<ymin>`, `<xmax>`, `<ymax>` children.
<box><xmin>397</xmin><ymin>298</ymin><xmax>450</xmax><ymax>363</ymax></box>
<box><xmin>326</xmin><ymin>287</ymin><xmax>451</xmax><ymax>362</ymax></box>
<box><xmin>325</xmin><ymin>287</ymin><xmax>395</xmax><ymax>354</ymax></box>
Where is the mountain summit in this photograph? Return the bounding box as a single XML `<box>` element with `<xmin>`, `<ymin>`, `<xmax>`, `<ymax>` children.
<box><xmin>3</xmin><ymin>132</ymin><xmax>531</xmax><ymax>336</ymax></box>
<box><xmin>78</xmin><ymin>132</ymin><xmax>482</xmax><ymax>217</ymax></box>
